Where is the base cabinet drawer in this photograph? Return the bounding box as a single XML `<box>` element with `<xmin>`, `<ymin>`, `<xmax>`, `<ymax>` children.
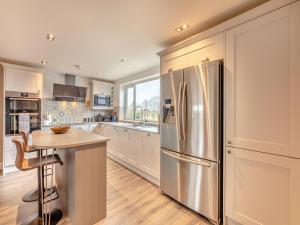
<box><xmin>225</xmin><ymin>148</ymin><xmax>300</xmax><ymax>225</ymax></box>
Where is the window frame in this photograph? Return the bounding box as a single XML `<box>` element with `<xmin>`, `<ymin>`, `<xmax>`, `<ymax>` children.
<box><xmin>123</xmin><ymin>76</ymin><xmax>160</xmax><ymax>123</ymax></box>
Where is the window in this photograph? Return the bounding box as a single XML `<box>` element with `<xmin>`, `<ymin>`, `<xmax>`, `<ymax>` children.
<box><xmin>124</xmin><ymin>78</ymin><xmax>160</xmax><ymax>123</ymax></box>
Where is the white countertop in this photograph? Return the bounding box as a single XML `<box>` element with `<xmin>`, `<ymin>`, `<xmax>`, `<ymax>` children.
<box><xmin>42</xmin><ymin>121</ymin><xmax>160</xmax><ymax>134</ymax></box>
<box><xmin>32</xmin><ymin>128</ymin><xmax>109</xmax><ymax>149</ymax></box>
<box><xmin>100</xmin><ymin>122</ymin><xmax>159</xmax><ymax>134</ymax></box>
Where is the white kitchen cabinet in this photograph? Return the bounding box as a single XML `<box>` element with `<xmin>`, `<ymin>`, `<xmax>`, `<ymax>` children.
<box><xmin>160</xmin><ymin>32</ymin><xmax>224</xmax><ymax>74</ymax></box>
<box><xmin>225</xmin><ymin>2</ymin><xmax>300</xmax><ymax>157</ymax></box>
<box><xmin>139</xmin><ymin>132</ymin><xmax>160</xmax><ymax>179</ymax></box>
<box><xmin>4</xmin><ymin>136</ymin><xmax>17</xmax><ymax>167</ymax></box>
<box><xmin>114</xmin><ymin>127</ymin><xmax>128</xmax><ymax>161</ymax></box>
<box><xmin>5</xmin><ymin>67</ymin><xmax>43</xmax><ymax>95</ymax></box>
<box><xmin>92</xmin><ymin>80</ymin><xmax>114</xmax><ymax>96</ymax></box>
<box><xmin>100</xmin><ymin>124</ymin><xmax>117</xmax><ymax>157</ymax></box>
<box><xmin>225</xmin><ymin>147</ymin><xmax>300</xmax><ymax>225</ymax></box>
<box><xmin>126</xmin><ymin>130</ymin><xmax>140</xmax><ymax>167</ymax></box>
<box><xmin>108</xmin><ymin>126</ymin><xmax>117</xmax><ymax>157</ymax></box>
<box><xmin>99</xmin><ymin>124</ymin><xmax>109</xmax><ymax>147</ymax></box>
<box><xmin>99</xmin><ymin>124</ymin><xmax>160</xmax><ymax>184</ymax></box>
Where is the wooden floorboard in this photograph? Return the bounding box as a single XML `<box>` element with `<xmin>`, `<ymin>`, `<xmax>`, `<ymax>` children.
<box><xmin>0</xmin><ymin>158</ymin><xmax>211</xmax><ymax>225</ymax></box>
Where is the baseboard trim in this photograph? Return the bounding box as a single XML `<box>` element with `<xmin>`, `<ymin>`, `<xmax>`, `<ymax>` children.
<box><xmin>107</xmin><ymin>154</ymin><xmax>160</xmax><ymax>186</ymax></box>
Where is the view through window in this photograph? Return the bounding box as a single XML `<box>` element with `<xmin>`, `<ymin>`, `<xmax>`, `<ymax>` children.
<box><xmin>125</xmin><ymin>78</ymin><xmax>160</xmax><ymax>123</ymax></box>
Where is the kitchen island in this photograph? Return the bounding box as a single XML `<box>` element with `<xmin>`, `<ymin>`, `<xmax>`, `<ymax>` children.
<box><xmin>32</xmin><ymin>128</ymin><xmax>109</xmax><ymax>225</ymax></box>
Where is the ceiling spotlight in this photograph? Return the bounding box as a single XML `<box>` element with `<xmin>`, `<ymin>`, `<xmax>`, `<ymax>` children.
<box><xmin>74</xmin><ymin>65</ymin><xmax>84</xmax><ymax>70</ymax></box>
<box><xmin>97</xmin><ymin>72</ymin><xmax>102</xmax><ymax>76</ymax></box>
<box><xmin>41</xmin><ymin>60</ymin><xmax>47</xmax><ymax>65</ymax></box>
<box><xmin>46</xmin><ymin>33</ymin><xmax>56</xmax><ymax>41</ymax></box>
<box><xmin>175</xmin><ymin>24</ymin><xmax>190</xmax><ymax>32</ymax></box>
<box><xmin>120</xmin><ymin>58</ymin><xmax>127</xmax><ymax>63</ymax></box>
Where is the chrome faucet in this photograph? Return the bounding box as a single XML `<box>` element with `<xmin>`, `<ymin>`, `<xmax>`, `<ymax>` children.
<box><xmin>135</xmin><ymin>106</ymin><xmax>147</xmax><ymax>125</ymax></box>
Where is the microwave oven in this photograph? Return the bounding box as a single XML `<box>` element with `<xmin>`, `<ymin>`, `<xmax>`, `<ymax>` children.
<box><xmin>93</xmin><ymin>95</ymin><xmax>111</xmax><ymax>108</ymax></box>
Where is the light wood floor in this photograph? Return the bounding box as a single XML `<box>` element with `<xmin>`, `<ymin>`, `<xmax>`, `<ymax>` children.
<box><xmin>0</xmin><ymin>158</ymin><xmax>210</xmax><ymax>225</ymax></box>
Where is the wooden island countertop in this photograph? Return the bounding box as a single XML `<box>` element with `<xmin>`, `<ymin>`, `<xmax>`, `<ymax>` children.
<box><xmin>32</xmin><ymin>128</ymin><xmax>109</xmax><ymax>149</ymax></box>
<box><xmin>32</xmin><ymin>127</ymin><xmax>109</xmax><ymax>225</ymax></box>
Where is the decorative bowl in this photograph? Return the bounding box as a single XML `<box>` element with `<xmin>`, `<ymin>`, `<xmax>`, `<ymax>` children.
<box><xmin>51</xmin><ymin>125</ymin><xmax>71</xmax><ymax>134</ymax></box>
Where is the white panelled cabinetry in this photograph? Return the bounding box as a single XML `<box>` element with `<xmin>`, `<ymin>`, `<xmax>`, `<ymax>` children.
<box><xmin>4</xmin><ymin>136</ymin><xmax>18</xmax><ymax>167</ymax></box>
<box><xmin>92</xmin><ymin>80</ymin><xmax>114</xmax><ymax>96</ymax></box>
<box><xmin>225</xmin><ymin>148</ymin><xmax>300</xmax><ymax>225</ymax></box>
<box><xmin>114</xmin><ymin>127</ymin><xmax>128</xmax><ymax>161</ymax></box>
<box><xmin>160</xmin><ymin>32</ymin><xmax>224</xmax><ymax>74</ymax></box>
<box><xmin>4</xmin><ymin>65</ymin><xmax>43</xmax><ymax>95</ymax></box>
<box><xmin>140</xmin><ymin>132</ymin><xmax>160</xmax><ymax>179</ymax></box>
<box><xmin>225</xmin><ymin>3</ymin><xmax>300</xmax><ymax>157</ymax></box>
<box><xmin>225</xmin><ymin>1</ymin><xmax>300</xmax><ymax>225</ymax></box>
<box><xmin>99</xmin><ymin>124</ymin><xmax>160</xmax><ymax>185</ymax></box>
<box><xmin>127</xmin><ymin>130</ymin><xmax>140</xmax><ymax>167</ymax></box>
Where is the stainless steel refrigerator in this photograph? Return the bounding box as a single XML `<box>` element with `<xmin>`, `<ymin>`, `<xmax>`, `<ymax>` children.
<box><xmin>160</xmin><ymin>60</ymin><xmax>223</xmax><ymax>224</ymax></box>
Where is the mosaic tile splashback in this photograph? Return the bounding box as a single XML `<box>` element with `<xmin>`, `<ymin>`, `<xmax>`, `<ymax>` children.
<box><xmin>41</xmin><ymin>99</ymin><xmax>110</xmax><ymax>125</ymax></box>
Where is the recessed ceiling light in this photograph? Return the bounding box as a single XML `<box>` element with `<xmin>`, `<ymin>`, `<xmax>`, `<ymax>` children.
<box><xmin>46</xmin><ymin>33</ymin><xmax>56</xmax><ymax>41</ymax></box>
<box><xmin>74</xmin><ymin>65</ymin><xmax>84</xmax><ymax>70</ymax></box>
<box><xmin>97</xmin><ymin>72</ymin><xmax>102</xmax><ymax>76</ymax></box>
<box><xmin>175</xmin><ymin>24</ymin><xmax>190</xmax><ymax>32</ymax></box>
<box><xmin>41</xmin><ymin>60</ymin><xmax>47</xmax><ymax>65</ymax></box>
<box><xmin>120</xmin><ymin>58</ymin><xmax>127</xmax><ymax>63</ymax></box>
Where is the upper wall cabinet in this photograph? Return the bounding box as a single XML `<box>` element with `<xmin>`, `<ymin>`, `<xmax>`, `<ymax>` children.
<box><xmin>160</xmin><ymin>32</ymin><xmax>224</xmax><ymax>74</ymax></box>
<box><xmin>92</xmin><ymin>80</ymin><xmax>114</xmax><ymax>96</ymax></box>
<box><xmin>5</xmin><ymin>66</ymin><xmax>43</xmax><ymax>95</ymax></box>
<box><xmin>225</xmin><ymin>1</ymin><xmax>300</xmax><ymax>158</ymax></box>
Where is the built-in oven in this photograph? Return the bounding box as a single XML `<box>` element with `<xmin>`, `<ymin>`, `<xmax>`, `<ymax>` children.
<box><xmin>93</xmin><ymin>95</ymin><xmax>111</xmax><ymax>108</ymax></box>
<box><xmin>5</xmin><ymin>92</ymin><xmax>41</xmax><ymax>135</ymax></box>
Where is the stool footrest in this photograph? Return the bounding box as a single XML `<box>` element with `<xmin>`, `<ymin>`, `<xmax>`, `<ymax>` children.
<box><xmin>41</xmin><ymin>186</ymin><xmax>59</xmax><ymax>204</ymax></box>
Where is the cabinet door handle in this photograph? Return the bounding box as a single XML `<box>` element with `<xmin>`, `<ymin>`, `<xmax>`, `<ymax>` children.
<box><xmin>227</xmin><ymin>150</ymin><xmax>231</xmax><ymax>154</ymax></box>
<box><xmin>147</xmin><ymin>133</ymin><xmax>151</xmax><ymax>137</ymax></box>
<box><xmin>227</xmin><ymin>140</ymin><xmax>232</xmax><ymax>145</ymax></box>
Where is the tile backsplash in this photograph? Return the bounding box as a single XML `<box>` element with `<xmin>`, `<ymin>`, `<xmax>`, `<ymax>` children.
<box><xmin>41</xmin><ymin>99</ymin><xmax>110</xmax><ymax>125</ymax></box>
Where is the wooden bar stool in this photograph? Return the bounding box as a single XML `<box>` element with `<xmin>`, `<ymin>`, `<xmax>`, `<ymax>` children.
<box><xmin>19</xmin><ymin>130</ymin><xmax>37</xmax><ymax>153</ymax></box>
<box><xmin>19</xmin><ymin>131</ymin><xmax>41</xmax><ymax>202</ymax></box>
<box><xmin>20</xmin><ymin>131</ymin><xmax>58</xmax><ymax>202</ymax></box>
<box><xmin>12</xmin><ymin>138</ymin><xmax>63</xmax><ymax>225</ymax></box>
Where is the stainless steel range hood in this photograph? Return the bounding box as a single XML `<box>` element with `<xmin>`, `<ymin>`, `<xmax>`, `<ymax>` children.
<box><xmin>53</xmin><ymin>74</ymin><xmax>87</xmax><ymax>102</ymax></box>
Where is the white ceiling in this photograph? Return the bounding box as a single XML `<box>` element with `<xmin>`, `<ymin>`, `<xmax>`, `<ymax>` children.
<box><xmin>0</xmin><ymin>0</ymin><xmax>267</xmax><ymax>81</ymax></box>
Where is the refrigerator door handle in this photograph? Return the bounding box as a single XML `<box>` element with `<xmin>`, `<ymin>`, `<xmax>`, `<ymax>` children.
<box><xmin>177</xmin><ymin>82</ymin><xmax>183</xmax><ymax>141</ymax></box>
<box><xmin>162</xmin><ymin>150</ymin><xmax>211</xmax><ymax>167</ymax></box>
<box><xmin>181</xmin><ymin>82</ymin><xmax>187</xmax><ymax>141</ymax></box>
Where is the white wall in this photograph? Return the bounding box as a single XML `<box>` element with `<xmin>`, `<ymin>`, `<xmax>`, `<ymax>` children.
<box><xmin>42</xmin><ymin>71</ymin><xmax>65</xmax><ymax>99</ymax></box>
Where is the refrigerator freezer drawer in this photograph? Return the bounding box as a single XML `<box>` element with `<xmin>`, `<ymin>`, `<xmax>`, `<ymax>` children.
<box><xmin>160</xmin><ymin>149</ymin><xmax>220</xmax><ymax>223</ymax></box>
